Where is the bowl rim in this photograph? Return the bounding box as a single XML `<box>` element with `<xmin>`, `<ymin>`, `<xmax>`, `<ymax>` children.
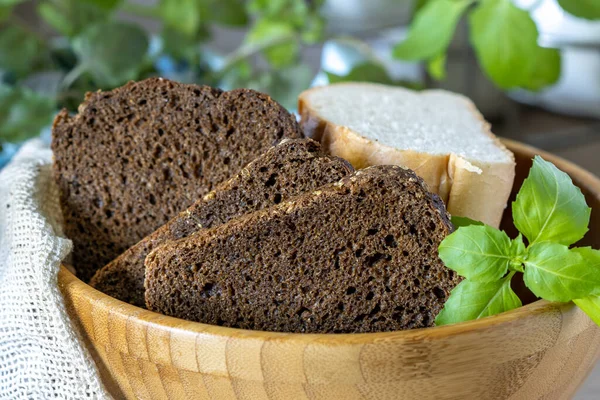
<box><xmin>59</xmin><ymin>138</ymin><xmax>600</xmax><ymax>344</ymax></box>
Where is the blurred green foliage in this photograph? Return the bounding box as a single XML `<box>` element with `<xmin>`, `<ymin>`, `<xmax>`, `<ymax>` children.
<box><xmin>0</xmin><ymin>84</ymin><xmax>54</xmax><ymax>143</ymax></box>
<box><xmin>0</xmin><ymin>0</ymin><xmax>599</xmax><ymax>150</ymax></box>
<box><xmin>0</xmin><ymin>0</ymin><xmax>325</xmax><ymax>149</ymax></box>
<box><xmin>394</xmin><ymin>0</ymin><xmax>598</xmax><ymax>89</ymax></box>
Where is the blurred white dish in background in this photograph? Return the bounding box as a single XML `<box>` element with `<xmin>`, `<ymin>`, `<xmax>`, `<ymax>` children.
<box><xmin>510</xmin><ymin>47</ymin><xmax>600</xmax><ymax>119</ymax></box>
<box><xmin>514</xmin><ymin>0</ymin><xmax>600</xmax><ymax>45</ymax></box>
<box><xmin>511</xmin><ymin>0</ymin><xmax>600</xmax><ymax>118</ymax></box>
<box><xmin>321</xmin><ymin>0</ymin><xmax>412</xmax><ymax>35</ymax></box>
<box><xmin>311</xmin><ymin>35</ymin><xmax>423</xmax><ymax>88</ymax></box>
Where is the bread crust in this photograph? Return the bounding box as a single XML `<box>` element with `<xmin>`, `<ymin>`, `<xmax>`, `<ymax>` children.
<box><xmin>298</xmin><ymin>83</ymin><xmax>516</xmax><ymax>227</ymax></box>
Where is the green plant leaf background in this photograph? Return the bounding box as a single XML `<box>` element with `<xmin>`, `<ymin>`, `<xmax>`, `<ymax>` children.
<box><xmin>0</xmin><ymin>85</ymin><xmax>55</xmax><ymax>144</ymax></box>
<box><xmin>0</xmin><ymin>25</ymin><xmax>43</xmax><ymax>76</ymax></box>
<box><xmin>469</xmin><ymin>0</ymin><xmax>540</xmax><ymax>89</ymax></box>
<box><xmin>72</xmin><ymin>21</ymin><xmax>149</xmax><ymax>87</ymax></box>
<box><xmin>393</xmin><ymin>0</ymin><xmax>472</xmax><ymax>61</ymax></box>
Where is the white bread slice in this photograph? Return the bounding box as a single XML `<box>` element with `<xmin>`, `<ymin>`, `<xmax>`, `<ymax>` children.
<box><xmin>298</xmin><ymin>83</ymin><xmax>515</xmax><ymax>227</ymax></box>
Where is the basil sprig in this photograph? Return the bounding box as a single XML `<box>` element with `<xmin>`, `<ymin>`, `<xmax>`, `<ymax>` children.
<box><xmin>436</xmin><ymin>156</ymin><xmax>600</xmax><ymax>326</ymax></box>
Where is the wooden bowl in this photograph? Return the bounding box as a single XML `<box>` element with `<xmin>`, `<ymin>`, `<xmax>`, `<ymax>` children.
<box><xmin>58</xmin><ymin>140</ymin><xmax>600</xmax><ymax>400</ymax></box>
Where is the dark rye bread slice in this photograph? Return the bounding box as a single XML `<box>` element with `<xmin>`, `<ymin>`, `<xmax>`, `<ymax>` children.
<box><xmin>52</xmin><ymin>78</ymin><xmax>302</xmax><ymax>282</ymax></box>
<box><xmin>145</xmin><ymin>165</ymin><xmax>460</xmax><ymax>333</ymax></box>
<box><xmin>90</xmin><ymin>139</ymin><xmax>353</xmax><ymax>307</ymax></box>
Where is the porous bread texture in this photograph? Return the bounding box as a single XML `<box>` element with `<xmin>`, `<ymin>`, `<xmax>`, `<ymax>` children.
<box><xmin>52</xmin><ymin>77</ymin><xmax>302</xmax><ymax>282</ymax></box>
<box><xmin>145</xmin><ymin>165</ymin><xmax>459</xmax><ymax>333</ymax></box>
<box><xmin>298</xmin><ymin>82</ymin><xmax>516</xmax><ymax>227</ymax></box>
<box><xmin>90</xmin><ymin>139</ymin><xmax>353</xmax><ymax>307</ymax></box>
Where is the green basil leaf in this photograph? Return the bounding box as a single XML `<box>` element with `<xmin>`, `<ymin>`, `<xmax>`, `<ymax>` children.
<box><xmin>326</xmin><ymin>62</ymin><xmax>395</xmax><ymax>85</ymax></box>
<box><xmin>509</xmin><ymin>234</ymin><xmax>526</xmax><ymax>272</ymax></box>
<box><xmin>573</xmin><ymin>247</ymin><xmax>600</xmax><ymax>296</ymax></box>
<box><xmin>393</xmin><ymin>0</ymin><xmax>471</xmax><ymax>61</ymax></box>
<box><xmin>513</xmin><ymin>156</ymin><xmax>590</xmax><ymax>246</ymax></box>
<box><xmin>574</xmin><ymin>296</ymin><xmax>600</xmax><ymax>327</ymax></box>
<box><xmin>73</xmin><ymin>21</ymin><xmax>149</xmax><ymax>87</ymax></box>
<box><xmin>0</xmin><ymin>25</ymin><xmax>42</xmax><ymax>76</ymax></box>
<box><xmin>450</xmin><ymin>216</ymin><xmax>483</xmax><ymax>229</ymax></box>
<box><xmin>524</xmin><ymin>243</ymin><xmax>600</xmax><ymax>302</ymax></box>
<box><xmin>246</xmin><ymin>20</ymin><xmax>298</xmax><ymax>68</ymax></box>
<box><xmin>522</xmin><ymin>47</ymin><xmax>561</xmax><ymax>91</ymax></box>
<box><xmin>435</xmin><ymin>273</ymin><xmax>521</xmax><ymax>326</ymax></box>
<box><xmin>469</xmin><ymin>0</ymin><xmax>538</xmax><ymax>89</ymax></box>
<box><xmin>0</xmin><ymin>85</ymin><xmax>55</xmax><ymax>144</ymax></box>
<box><xmin>511</xmin><ymin>234</ymin><xmax>526</xmax><ymax>257</ymax></box>
<box><xmin>160</xmin><ymin>0</ymin><xmax>202</xmax><ymax>37</ymax></box>
<box><xmin>427</xmin><ymin>53</ymin><xmax>446</xmax><ymax>81</ymax></box>
<box><xmin>439</xmin><ymin>225</ymin><xmax>512</xmax><ymax>282</ymax></box>
<box><xmin>557</xmin><ymin>0</ymin><xmax>600</xmax><ymax>20</ymax></box>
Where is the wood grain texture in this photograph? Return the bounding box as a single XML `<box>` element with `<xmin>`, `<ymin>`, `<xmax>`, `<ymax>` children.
<box><xmin>58</xmin><ymin>140</ymin><xmax>600</xmax><ymax>400</ymax></box>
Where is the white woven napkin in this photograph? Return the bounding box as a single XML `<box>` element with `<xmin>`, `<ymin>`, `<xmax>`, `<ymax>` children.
<box><xmin>0</xmin><ymin>139</ymin><xmax>109</xmax><ymax>399</ymax></box>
